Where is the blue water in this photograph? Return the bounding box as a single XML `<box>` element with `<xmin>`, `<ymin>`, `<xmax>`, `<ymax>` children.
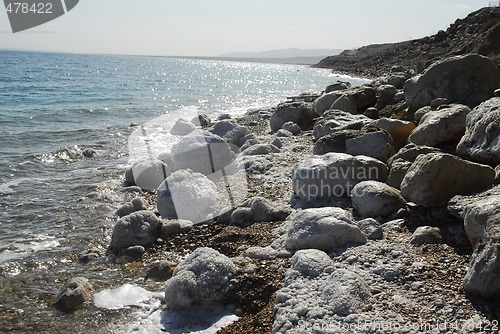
<box><xmin>0</xmin><ymin>50</ymin><xmax>366</xmax><ymax>332</ymax></box>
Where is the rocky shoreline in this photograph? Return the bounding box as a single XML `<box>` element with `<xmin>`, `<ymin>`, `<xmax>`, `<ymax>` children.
<box><xmin>51</xmin><ymin>52</ymin><xmax>500</xmax><ymax>333</ymax></box>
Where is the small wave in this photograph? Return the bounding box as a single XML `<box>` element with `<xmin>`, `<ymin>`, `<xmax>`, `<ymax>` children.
<box><xmin>0</xmin><ymin>178</ymin><xmax>30</xmax><ymax>194</ymax></box>
<box><xmin>0</xmin><ymin>234</ymin><xmax>60</xmax><ymax>264</ymax></box>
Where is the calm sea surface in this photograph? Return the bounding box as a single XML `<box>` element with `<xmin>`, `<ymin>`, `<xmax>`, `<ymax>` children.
<box><xmin>0</xmin><ymin>50</ymin><xmax>366</xmax><ymax>333</ymax></box>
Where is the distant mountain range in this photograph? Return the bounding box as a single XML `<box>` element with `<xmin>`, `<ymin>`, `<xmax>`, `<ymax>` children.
<box><xmin>218</xmin><ymin>48</ymin><xmax>343</xmax><ymax>59</ymax></box>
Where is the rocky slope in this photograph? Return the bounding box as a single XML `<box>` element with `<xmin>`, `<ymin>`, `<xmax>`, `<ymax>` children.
<box><xmin>314</xmin><ymin>6</ymin><xmax>500</xmax><ymax>78</ymax></box>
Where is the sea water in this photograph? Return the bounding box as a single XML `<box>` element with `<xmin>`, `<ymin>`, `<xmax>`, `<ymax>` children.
<box><xmin>0</xmin><ymin>50</ymin><xmax>367</xmax><ymax>333</ymax></box>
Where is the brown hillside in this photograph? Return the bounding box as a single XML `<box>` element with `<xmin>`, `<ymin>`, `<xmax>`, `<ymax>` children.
<box><xmin>314</xmin><ymin>6</ymin><xmax>500</xmax><ymax>77</ymax></box>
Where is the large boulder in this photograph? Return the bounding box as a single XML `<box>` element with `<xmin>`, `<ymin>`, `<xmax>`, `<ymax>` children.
<box><xmin>110</xmin><ymin>210</ymin><xmax>161</xmax><ymax>253</ymax></box>
<box><xmin>313</xmin><ymin>129</ymin><xmax>361</xmax><ymax>155</ymax></box>
<box><xmin>351</xmin><ymin>181</ymin><xmax>406</xmax><ymax>218</ymax></box>
<box><xmin>270</xmin><ymin>101</ymin><xmax>317</xmax><ymax>133</ymax></box>
<box><xmin>370</xmin><ymin>118</ymin><xmax>416</xmax><ymax>147</ymax></box>
<box><xmin>401</xmin><ymin>153</ymin><xmax>495</xmax><ymax>207</ymax></box>
<box><xmin>404</xmin><ymin>54</ymin><xmax>500</xmax><ymax>112</ymax></box>
<box><xmin>448</xmin><ymin>187</ymin><xmax>500</xmax><ymax>298</ymax></box>
<box><xmin>164</xmin><ymin>247</ymin><xmax>237</xmax><ymax>309</ymax></box>
<box><xmin>157</xmin><ymin>169</ymin><xmax>218</xmax><ymax>223</ymax></box>
<box><xmin>387</xmin><ymin>143</ymin><xmax>442</xmax><ymax>167</ymax></box>
<box><xmin>292</xmin><ymin>153</ymin><xmax>388</xmax><ymax>199</ymax></box>
<box><xmin>457</xmin><ymin>97</ymin><xmax>500</xmax><ymax>165</ymax></box>
<box><xmin>170</xmin><ymin>118</ymin><xmax>196</xmax><ymax>136</ymax></box>
<box><xmin>313</xmin><ymin>86</ymin><xmax>376</xmax><ymax>116</ymax></box>
<box><xmin>170</xmin><ymin>131</ymin><xmax>236</xmax><ymax>175</ymax></box>
<box><xmin>346</xmin><ymin>129</ymin><xmax>395</xmax><ymax>162</ymax></box>
<box><xmin>409</xmin><ymin>104</ymin><xmax>471</xmax><ymax>147</ymax></box>
<box><xmin>284</xmin><ymin>207</ymin><xmax>367</xmax><ymax>251</ymax></box>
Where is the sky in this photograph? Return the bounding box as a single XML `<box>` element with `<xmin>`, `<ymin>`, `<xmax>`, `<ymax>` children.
<box><xmin>0</xmin><ymin>0</ymin><xmax>495</xmax><ymax>56</ymax></box>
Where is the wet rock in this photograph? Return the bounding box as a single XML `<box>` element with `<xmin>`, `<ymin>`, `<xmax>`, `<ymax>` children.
<box><xmin>401</xmin><ymin>153</ymin><xmax>495</xmax><ymax>207</ymax></box>
<box><xmin>170</xmin><ymin>131</ymin><xmax>235</xmax><ymax>175</ymax></box>
<box><xmin>164</xmin><ymin>247</ymin><xmax>237</xmax><ymax>310</ymax></box>
<box><xmin>230</xmin><ymin>196</ymin><xmax>291</xmax><ymax>227</ymax></box>
<box><xmin>157</xmin><ymin>169</ymin><xmax>217</xmax><ymax>223</ymax></box>
<box><xmin>240</xmin><ymin>144</ymin><xmax>280</xmax><ymax>156</ymax></box>
<box><xmin>78</xmin><ymin>248</ymin><xmax>101</xmax><ymax>264</ymax></box>
<box><xmin>409</xmin><ymin>104</ymin><xmax>471</xmax><ymax>147</ymax></box>
<box><xmin>409</xmin><ymin>226</ymin><xmax>443</xmax><ymax>245</ymax></box>
<box><xmin>457</xmin><ymin>97</ymin><xmax>500</xmax><ymax>165</ymax></box>
<box><xmin>110</xmin><ymin>210</ymin><xmax>161</xmax><ymax>253</ymax></box>
<box><xmin>282</xmin><ymin>121</ymin><xmax>301</xmax><ymax>135</ymax></box>
<box><xmin>270</xmin><ymin>101</ymin><xmax>317</xmax><ymax>133</ymax></box>
<box><xmin>145</xmin><ymin>261</ymin><xmax>176</xmax><ymax>281</ymax></box>
<box><xmin>115</xmin><ymin>197</ymin><xmax>148</xmax><ymax>218</ymax></box>
<box><xmin>284</xmin><ymin>207</ymin><xmax>367</xmax><ymax>251</ymax></box>
<box><xmin>117</xmin><ymin>245</ymin><xmax>146</xmax><ymax>262</ymax></box>
<box><xmin>404</xmin><ymin>54</ymin><xmax>500</xmax><ymax>112</ymax></box>
<box><xmin>292</xmin><ymin>153</ymin><xmax>388</xmax><ymax>199</ymax></box>
<box><xmin>170</xmin><ymin>118</ymin><xmax>196</xmax><ymax>136</ymax></box>
<box><xmin>53</xmin><ymin>277</ymin><xmax>93</xmax><ymax>312</ymax></box>
<box><xmin>351</xmin><ymin>181</ymin><xmax>406</xmax><ymax>218</ymax></box>
<box><xmin>82</xmin><ymin>148</ymin><xmax>96</xmax><ymax>158</ymax></box>
<box><xmin>356</xmin><ymin>218</ymin><xmax>383</xmax><ymax>240</ymax></box>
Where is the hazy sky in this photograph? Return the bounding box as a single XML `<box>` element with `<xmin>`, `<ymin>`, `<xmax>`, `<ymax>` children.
<box><xmin>0</xmin><ymin>0</ymin><xmax>493</xmax><ymax>56</ymax></box>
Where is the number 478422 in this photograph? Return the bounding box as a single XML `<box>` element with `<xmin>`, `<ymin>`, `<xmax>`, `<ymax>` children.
<box><xmin>5</xmin><ymin>2</ymin><xmax>53</xmax><ymax>14</ymax></box>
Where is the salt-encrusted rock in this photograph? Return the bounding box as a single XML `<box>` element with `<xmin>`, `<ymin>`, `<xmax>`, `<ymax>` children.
<box><xmin>209</xmin><ymin>120</ymin><xmax>250</xmax><ymax>147</ymax></box>
<box><xmin>409</xmin><ymin>104</ymin><xmax>471</xmax><ymax>147</ymax></box>
<box><xmin>282</xmin><ymin>121</ymin><xmax>301</xmax><ymax>135</ymax></box>
<box><xmin>320</xmin><ymin>269</ymin><xmax>372</xmax><ymax>316</ymax></box>
<box><xmin>386</xmin><ymin>159</ymin><xmax>413</xmax><ymax>189</ymax></box>
<box><xmin>170</xmin><ymin>131</ymin><xmax>236</xmax><ymax>175</ymax></box>
<box><xmin>313</xmin><ymin>111</ymin><xmax>372</xmax><ymax>140</ymax></box>
<box><xmin>115</xmin><ymin>197</ymin><xmax>148</xmax><ymax>218</ymax></box>
<box><xmin>53</xmin><ymin>277</ymin><xmax>93</xmax><ymax>312</ymax></box>
<box><xmin>331</xmin><ymin>94</ymin><xmax>357</xmax><ymax>114</ymax></box>
<box><xmin>240</xmin><ymin>144</ymin><xmax>280</xmax><ymax>156</ymax></box>
<box><xmin>285</xmin><ymin>207</ymin><xmax>367</xmax><ymax>251</ymax></box>
<box><xmin>375</xmin><ymin>84</ymin><xmax>398</xmax><ymax>109</ymax></box>
<box><xmin>230</xmin><ymin>196</ymin><xmax>291</xmax><ymax>227</ymax></box>
<box><xmin>404</xmin><ymin>54</ymin><xmax>500</xmax><ymax>112</ymax></box>
<box><xmin>400</xmin><ymin>153</ymin><xmax>495</xmax><ymax>207</ymax></box>
<box><xmin>110</xmin><ymin>210</ymin><xmax>161</xmax><ymax>253</ymax></box>
<box><xmin>242</xmin><ymin>246</ymin><xmax>280</xmax><ymax>260</ymax></box>
<box><xmin>409</xmin><ymin>226</ymin><xmax>443</xmax><ymax>245</ymax></box>
<box><xmin>351</xmin><ymin>181</ymin><xmax>406</xmax><ymax>218</ymax></box>
<box><xmin>457</xmin><ymin>97</ymin><xmax>500</xmax><ymax>165</ymax></box>
<box><xmin>370</xmin><ymin>118</ymin><xmax>416</xmax><ymax>146</ymax></box>
<box><xmin>292</xmin><ymin>153</ymin><xmax>388</xmax><ymax>199</ymax></box>
<box><xmin>157</xmin><ymin>169</ymin><xmax>217</xmax><ymax>223</ymax></box>
<box><xmin>387</xmin><ymin>143</ymin><xmax>442</xmax><ymax>167</ymax></box>
<box><xmin>164</xmin><ymin>247</ymin><xmax>237</xmax><ymax>310</ymax></box>
<box><xmin>290</xmin><ymin>249</ymin><xmax>333</xmax><ymax>277</ymax></box>
<box><xmin>273</xmin><ymin>250</ymin><xmax>371</xmax><ymax>333</ymax></box>
<box><xmin>356</xmin><ymin>218</ymin><xmax>383</xmax><ymax>240</ymax></box>
<box><xmin>346</xmin><ymin>129</ymin><xmax>395</xmax><ymax>162</ymax></box>
<box><xmin>126</xmin><ymin>159</ymin><xmax>171</xmax><ymax>191</ymax></box>
<box><xmin>170</xmin><ymin>118</ymin><xmax>196</xmax><ymax>136</ymax></box>
<box><xmin>270</xmin><ymin>101</ymin><xmax>317</xmax><ymax>133</ymax></box>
